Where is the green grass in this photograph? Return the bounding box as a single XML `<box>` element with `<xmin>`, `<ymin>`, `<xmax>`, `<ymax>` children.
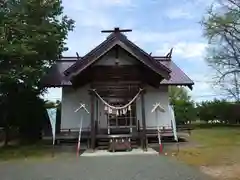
<box><xmin>173</xmin><ymin>127</ymin><xmax>240</xmax><ymax>166</ymax></box>
<box><xmin>0</xmin><ymin>144</ymin><xmax>52</xmax><ymax>161</ymax></box>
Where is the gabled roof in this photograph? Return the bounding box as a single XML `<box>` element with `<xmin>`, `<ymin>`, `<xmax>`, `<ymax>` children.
<box><xmin>41</xmin><ymin>57</ymin><xmax>194</xmax><ymax>88</ymax></box>
<box><xmin>64</xmin><ymin>32</ymin><xmax>171</xmax><ymax>80</ymax></box>
<box><xmin>155</xmin><ymin>58</ymin><xmax>194</xmax><ymax>89</ymax></box>
<box><xmin>41</xmin><ymin>28</ymin><xmax>194</xmax><ymax>88</ymax></box>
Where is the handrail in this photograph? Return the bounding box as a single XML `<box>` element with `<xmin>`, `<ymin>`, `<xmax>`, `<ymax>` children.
<box><xmin>61</xmin><ymin>127</ymin><xmax>90</xmax><ymax>132</ymax></box>
<box><xmin>108</xmin><ymin>125</ymin><xmax>137</xmax><ymax>129</ymax></box>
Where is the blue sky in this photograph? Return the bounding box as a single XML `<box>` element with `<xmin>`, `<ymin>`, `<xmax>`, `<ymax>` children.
<box><xmin>44</xmin><ymin>0</ymin><xmax>222</xmax><ymax>102</ymax></box>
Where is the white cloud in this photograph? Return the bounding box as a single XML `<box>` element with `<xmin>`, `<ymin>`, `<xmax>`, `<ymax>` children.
<box><xmin>165</xmin><ymin>8</ymin><xmax>193</xmax><ymax>19</ymax></box>
<box><xmin>62</xmin><ymin>0</ymin><xmax>137</xmax><ymax>30</ymax></box>
<box><xmin>64</xmin><ymin>32</ymin><xmax>105</xmax><ymax>55</ymax></box>
<box><xmin>155</xmin><ymin>40</ymin><xmax>212</xmax><ymax>101</ymax></box>
<box><xmin>78</xmin><ymin>11</ymin><xmax>114</xmax><ymax>29</ymax></box>
<box><xmin>63</xmin><ymin>0</ymin><xmax>133</xmax><ymax>10</ymax></box>
<box><xmin>156</xmin><ymin>42</ymin><xmax>207</xmax><ymax>59</ymax></box>
<box><xmin>194</xmin><ymin>0</ymin><xmax>215</xmax><ymax>6</ymax></box>
<box><xmin>63</xmin><ymin>1</ymin><xmax>115</xmax><ymax>29</ymax></box>
<box><xmin>98</xmin><ymin>0</ymin><xmax>133</xmax><ymax>7</ymax></box>
<box><xmin>155</xmin><ymin>43</ymin><xmax>173</xmax><ymax>55</ymax></box>
<box><xmin>129</xmin><ymin>29</ymin><xmax>200</xmax><ymax>44</ymax></box>
<box><xmin>164</xmin><ymin>0</ymin><xmax>215</xmax><ymax>20</ymax></box>
<box><xmin>183</xmin><ymin>64</ymin><xmax>223</xmax><ymax>102</ymax></box>
<box><xmin>173</xmin><ymin>42</ymin><xmax>207</xmax><ymax>58</ymax></box>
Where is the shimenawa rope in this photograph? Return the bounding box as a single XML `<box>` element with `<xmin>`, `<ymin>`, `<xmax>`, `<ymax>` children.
<box><xmin>92</xmin><ymin>88</ymin><xmax>143</xmax><ymax>110</ymax></box>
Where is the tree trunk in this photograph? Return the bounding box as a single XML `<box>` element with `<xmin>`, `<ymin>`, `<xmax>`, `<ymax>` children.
<box><xmin>4</xmin><ymin>126</ymin><xmax>9</xmax><ymax>146</ymax></box>
<box><xmin>2</xmin><ymin>112</ymin><xmax>10</xmax><ymax>146</ymax></box>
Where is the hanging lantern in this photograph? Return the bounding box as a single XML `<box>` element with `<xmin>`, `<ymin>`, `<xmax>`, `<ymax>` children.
<box><xmin>128</xmin><ymin>105</ymin><xmax>131</xmax><ymax>111</ymax></box>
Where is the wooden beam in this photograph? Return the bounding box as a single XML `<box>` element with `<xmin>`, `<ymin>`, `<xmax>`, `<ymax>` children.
<box><xmin>141</xmin><ymin>88</ymin><xmax>147</xmax><ymax>151</ymax></box>
<box><xmin>115</xmin><ymin>45</ymin><xmax>119</xmax><ymax>59</ymax></box>
<box><xmin>93</xmin><ymin>81</ymin><xmax>141</xmax><ymax>86</ymax></box>
<box><xmin>90</xmin><ymin>89</ymin><xmax>96</xmax><ymax>150</ymax></box>
<box><xmin>71</xmin><ymin>64</ymin><xmax>163</xmax><ymax>88</ymax></box>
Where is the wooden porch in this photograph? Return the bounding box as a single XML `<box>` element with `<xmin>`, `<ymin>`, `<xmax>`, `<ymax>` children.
<box><xmin>42</xmin><ymin>123</ymin><xmax>192</xmax><ymax>152</ymax></box>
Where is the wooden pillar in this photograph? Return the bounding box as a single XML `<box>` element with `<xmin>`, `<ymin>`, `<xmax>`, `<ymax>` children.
<box><xmin>141</xmin><ymin>89</ymin><xmax>147</xmax><ymax>151</ymax></box>
<box><xmin>96</xmin><ymin>98</ymin><xmax>99</xmax><ymax>134</ymax></box>
<box><xmin>90</xmin><ymin>91</ymin><xmax>96</xmax><ymax>150</ymax></box>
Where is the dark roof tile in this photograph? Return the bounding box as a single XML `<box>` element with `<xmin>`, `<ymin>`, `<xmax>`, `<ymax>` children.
<box><xmin>41</xmin><ymin>60</ymin><xmax>75</xmax><ymax>87</ymax></box>
<box><xmin>157</xmin><ymin>60</ymin><xmax>194</xmax><ymax>85</ymax></box>
<box><xmin>41</xmin><ymin>58</ymin><xmax>194</xmax><ymax>87</ymax></box>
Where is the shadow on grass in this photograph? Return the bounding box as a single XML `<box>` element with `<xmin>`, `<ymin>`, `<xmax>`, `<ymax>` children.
<box><xmin>0</xmin><ymin>144</ymin><xmax>90</xmax><ymax>161</ymax></box>
<box><xmin>0</xmin><ymin>144</ymin><xmax>55</xmax><ymax>161</ymax></box>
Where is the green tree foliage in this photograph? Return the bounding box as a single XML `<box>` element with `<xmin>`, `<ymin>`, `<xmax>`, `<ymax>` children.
<box><xmin>0</xmin><ymin>0</ymin><xmax>74</xmax><ymax>90</ymax></box>
<box><xmin>0</xmin><ymin>0</ymin><xmax>74</xmax><ymax>145</ymax></box>
<box><xmin>169</xmin><ymin>86</ymin><xmax>196</xmax><ymax>124</ymax></box>
<box><xmin>196</xmin><ymin>99</ymin><xmax>240</xmax><ymax>124</ymax></box>
<box><xmin>172</xmin><ymin>99</ymin><xmax>196</xmax><ymax>125</ymax></box>
<box><xmin>169</xmin><ymin>86</ymin><xmax>191</xmax><ymax>104</ymax></box>
<box><xmin>202</xmin><ymin>0</ymin><xmax>240</xmax><ymax>101</ymax></box>
<box><xmin>196</xmin><ymin>101</ymin><xmax>215</xmax><ymax>122</ymax></box>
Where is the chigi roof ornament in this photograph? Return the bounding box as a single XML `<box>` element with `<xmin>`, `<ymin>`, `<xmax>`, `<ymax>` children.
<box><xmin>101</xmin><ymin>27</ymin><xmax>132</xmax><ymax>34</ymax></box>
<box><xmin>102</xmin><ymin>27</ymin><xmax>132</xmax><ymax>39</ymax></box>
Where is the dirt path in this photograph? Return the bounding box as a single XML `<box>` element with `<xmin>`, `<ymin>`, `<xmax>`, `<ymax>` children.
<box><xmin>201</xmin><ymin>164</ymin><xmax>240</xmax><ymax>180</ymax></box>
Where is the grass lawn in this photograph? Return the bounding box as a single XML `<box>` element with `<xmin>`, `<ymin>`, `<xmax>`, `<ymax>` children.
<box><xmin>171</xmin><ymin>127</ymin><xmax>240</xmax><ymax>179</ymax></box>
<box><xmin>0</xmin><ymin>144</ymin><xmax>52</xmax><ymax>161</ymax></box>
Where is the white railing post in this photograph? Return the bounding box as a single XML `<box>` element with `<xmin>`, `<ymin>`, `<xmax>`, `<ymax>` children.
<box><xmin>129</xmin><ymin>105</ymin><xmax>133</xmax><ymax>133</ymax></box>
<box><xmin>151</xmin><ymin>103</ymin><xmax>165</xmax><ymax>154</ymax></box>
<box><xmin>75</xmin><ymin>103</ymin><xmax>89</xmax><ymax>157</ymax></box>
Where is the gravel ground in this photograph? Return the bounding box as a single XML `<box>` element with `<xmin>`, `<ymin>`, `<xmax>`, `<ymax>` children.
<box><xmin>0</xmin><ymin>154</ymin><xmax>211</xmax><ymax>180</ymax></box>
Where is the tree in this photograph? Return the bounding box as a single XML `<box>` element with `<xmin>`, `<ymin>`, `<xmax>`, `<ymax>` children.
<box><xmin>169</xmin><ymin>86</ymin><xmax>196</xmax><ymax>124</ymax></box>
<box><xmin>172</xmin><ymin>99</ymin><xmax>196</xmax><ymax>125</ymax></box>
<box><xmin>202</xmin><ymin>0</ymin><xmax>240</xmax><ymax>101</ymax></box>
<box><xmin>0</xmin><ymin>0</ymin><xmax>74</xmax><ymax>145</ymax></box>
<box><xmin>169</xmin><ymin>86</ymin><xmax>191</xmax><ymax>104</ymax></box>
<box><xmin>196</xmin><ymin>100</ymin><xmax>219</xmax><ymax>122</ymax></box>
<box><xmin>196</xmin><ymin>99</ymin><xmax>240</xmax><ymax>124</ymax></box>
<box><xmin>0</xmin><ymin>85</ymin><xmax>49</xmax><ymax>144</ymax></box>
<box><xmin>0</xmin><ymin>0</ymin><xmax>74</xmax><ymax>90</ymax></box>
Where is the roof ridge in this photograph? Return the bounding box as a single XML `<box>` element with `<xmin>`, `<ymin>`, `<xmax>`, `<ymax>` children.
<box><xmin>64</xmin><ymin>35</ymin><xmax>118</xmax><ymax>75</ymax></box>
<box><xmin>153</xmin><ymin>56</ymin><xmax>171</xmax><ymax>61</ymax></box>
<box><xmin>120</xmin><ymin>36</ymin><xmax>171</xmax><ymax>73</ymax></box>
